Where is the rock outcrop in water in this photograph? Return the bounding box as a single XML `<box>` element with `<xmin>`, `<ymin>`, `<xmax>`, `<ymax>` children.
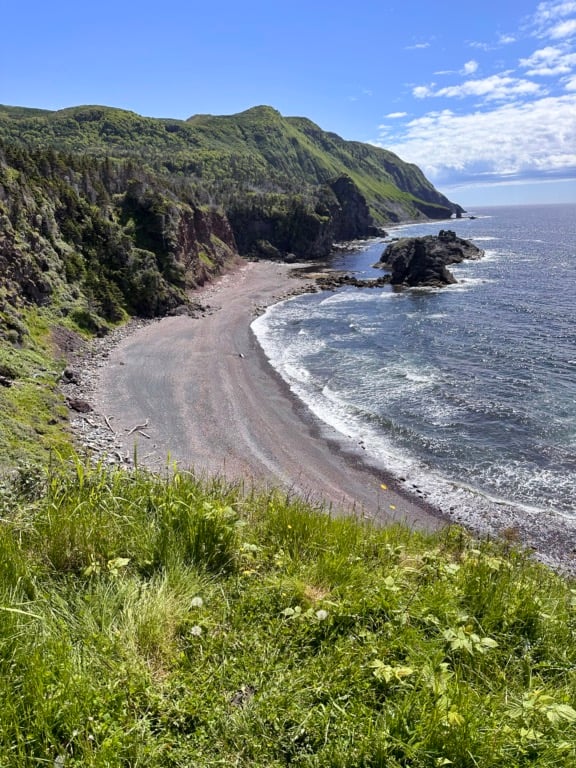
<box><xmin>376</xmin><ymin>230</ymin><xmax>484</xmax><ymax>287</ymax></box>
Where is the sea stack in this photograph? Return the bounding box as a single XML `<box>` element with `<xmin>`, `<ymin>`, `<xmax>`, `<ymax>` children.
<box><xmin>376</xmin><ymin>230</ymin><xmax>484</xmax><ymax>287</ymax></box>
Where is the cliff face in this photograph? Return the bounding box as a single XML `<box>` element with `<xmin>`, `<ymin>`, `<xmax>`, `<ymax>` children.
<box><xmin>120</xmin><ymin>180</ymin><xmax>237</xmax><ymax>294</ymax></box>
<box><xmin>228</xmin><ymin>174</ymin><xmax>380</xmax><ymax>260</ymax></box>
<box><xmin>0</xmin><ymin>144</ymin><xmax>237</xmax><ymax>335</ymax></box>
<box><xmin>328</xmin><ymin>175</ymin><xmax>377</xmax><ymax>241</ymax></box>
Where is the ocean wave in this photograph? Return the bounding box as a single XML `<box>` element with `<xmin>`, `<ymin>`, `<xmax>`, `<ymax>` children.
<box><xmin>448</xmin><ymin>277</ymin><xmax>494</xmax><ymax>289</ymax></box>
<box><xmin>406</xmin><ymin>312</ymin><xmax>447</xmax><ymax>320</ymax></box>
<box><xmin>319</xmin><ymin>291</ymin><xmax>390</xmax><ymax>306</ymax></box>
<box><xmin>282</xmin><ymin>362</ymin><xmax>313</xmax><ymax>385</ymax></box>
<box><xmin>478</xmin><ymin>249</ymin><xmax>502</xmax><ymax>261</ymax></box>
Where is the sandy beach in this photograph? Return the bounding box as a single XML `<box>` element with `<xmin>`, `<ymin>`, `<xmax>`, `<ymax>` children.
<box><xmin>92</xmin><ymin>260</ymin><xmax>445</xmax><ymax>532</ymax></box>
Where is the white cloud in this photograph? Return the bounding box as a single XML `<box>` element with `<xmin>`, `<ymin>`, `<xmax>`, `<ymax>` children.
<box><xmin>378</xmin><ymin>95</ymin><xmax>576</xmax><ymax>185</ymax></box>
<box><xmin>406</xmin><ymin>42</ymin><xmax>431</xmax><ymax>50</ymax></box>
<box><xmin>433</xmin><ymin>61</ymin><xmax>479</xmax><ymax>77</ymax></box>
<box><xmin>534</xmin><ymin>1</ymin><xmax>576</xmax><ymax>24</ymax></box>
<box><xmin>565</xmin><ymin>74</ymin><xmax>576</xmax><ymax>87</ymax></box>
<box><xmin>468</xmin><ymin>33</ymin><xmax>515</xmax><ymax>51</ymax></box>
<box><xmin>519</xmin><ymin>45</ymin><xmax>576</xmax><ymax>75</ymax></box>
<box><xmin>462</xmin><ymin>60</ymin><xmax>479</xmax><ymax>75</ymax></box>
<box><xmin>469</xmin><ymin>41</ymin><xmax>491</xmax><ymax>51</ymax></box>
<box><xmin>548</xmin><ymin>18</ymin><xmax>576</xmax><ymax>37</ymax></box>
<box><xmin>412</xmin><ymin>74</ymin><xmax>544</xmax><ymax>101</ymax></box>
<box><xmin>533</xmin><ymin>1</ymin><xmax>576</xmax><ymax>38</ymax></box>
<box><xmin>413</xmin><ymin>85</ymin><xmax>433</xmax><ymax>98</ymax></box>
<box><xmin>384</xmin><ymin>111</ymin><xmax>408</xmax><ymax>118</ymax></box>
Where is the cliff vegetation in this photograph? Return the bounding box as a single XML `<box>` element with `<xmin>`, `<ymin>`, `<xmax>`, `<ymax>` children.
<box><xmin>0</xmin><ymin>103</ymin><xmax>465</xmax><ymax>267</ymax></box>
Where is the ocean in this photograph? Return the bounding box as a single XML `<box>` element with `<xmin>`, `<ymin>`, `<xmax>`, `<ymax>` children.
<box><xmin>252</xmin><ymin>203</ymin><xmax>576</xmax><ymax>541</ymax></box>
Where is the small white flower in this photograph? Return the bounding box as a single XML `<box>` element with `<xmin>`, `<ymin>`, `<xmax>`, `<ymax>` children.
<box><xmin>190</xmin><ymin>625</ymin><xmax>203</xmax><ymax>637</ymax></box>
<box><xmin>191</xmin><ymin>596</ymin><xmax>204</xmax><ymax>608</ymax></box>
<box><xmin>316</xmin><ymin>609</ymin><xmax>329</xmax><ymax>621</ymax></box>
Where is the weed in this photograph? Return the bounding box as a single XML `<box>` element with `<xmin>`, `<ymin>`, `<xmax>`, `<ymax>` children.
<box><xmin>0</xmin><ymin>460</ymin><xmax>575</xmax><ymax>766</ymax></box>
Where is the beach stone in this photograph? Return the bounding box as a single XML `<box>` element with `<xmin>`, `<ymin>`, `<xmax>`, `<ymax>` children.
<box><xmin>62</xmin><ymin>366</ymin><xmax>80</xmax><ymax>384</ymax></box>
<box><xmin>67</xmin><ymin>397</ymin><xmax>93</xmax><ymax>413</ymax></box>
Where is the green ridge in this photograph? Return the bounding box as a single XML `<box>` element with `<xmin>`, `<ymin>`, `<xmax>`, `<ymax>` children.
<box><xmin>0</xmin><ymin>103</ymin><xmax>461</xmax><ymax>223</ymax></box>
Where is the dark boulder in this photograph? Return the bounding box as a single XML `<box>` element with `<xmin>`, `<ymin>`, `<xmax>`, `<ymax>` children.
<box><xmin>376</xmin><ymin>230</ymin><xmax>484</xmax><ymax>287</ymax></box>
<box><xmin>62</xmin><ymin>367</ymin><xmax>80</xmax><ymax>384</ymax></box>
<box><xmin>66</xmin><ymin>397</ymin><xmax>93</xmax><ymax>413</ymax></box>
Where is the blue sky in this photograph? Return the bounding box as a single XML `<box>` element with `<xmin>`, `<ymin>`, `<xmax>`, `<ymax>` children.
<box><xmin>2</xmin><ymin>0</ymin><xmax>575</xmax><ymax>207</ymax></box>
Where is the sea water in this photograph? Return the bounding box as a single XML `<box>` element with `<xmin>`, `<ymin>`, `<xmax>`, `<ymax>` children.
<box><xmin>252</xmin><ymin>204</ymin><xmax>576</xmax><ymax>534</ymax></box>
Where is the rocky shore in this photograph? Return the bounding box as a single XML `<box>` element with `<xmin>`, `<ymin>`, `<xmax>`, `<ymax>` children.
<box><xmin>60</xmin><ymin>318</ymin><xmax>158</xmax><ymax>467</ymax></box>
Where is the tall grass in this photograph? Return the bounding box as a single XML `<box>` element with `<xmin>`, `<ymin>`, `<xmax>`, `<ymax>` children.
<box><xmin>0</xmin><ymin>459</ymin><xmax>575</xmax><ymax>766</ymax></box>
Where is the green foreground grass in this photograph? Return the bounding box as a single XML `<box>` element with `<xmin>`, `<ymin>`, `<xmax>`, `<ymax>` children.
<box><xmin>0</xmin><ymin>306</ymin><xmax>83</xmax><ymax>469</ymax></box>
<box><xmin>1</xmin><ymin>460</ymin><xmax>575</xmax><ymax>767</ymax></box>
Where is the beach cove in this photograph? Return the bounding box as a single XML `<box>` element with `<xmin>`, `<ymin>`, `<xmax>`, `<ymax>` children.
<box><xmin>79</xmin><ymin>238</ymin><xmax>576</xmax><ymax>573</ymax></box>
<box><xmin>87</xmin><ymin>260</ymin><xmax>442</xmax><ymax>532</ymax></box>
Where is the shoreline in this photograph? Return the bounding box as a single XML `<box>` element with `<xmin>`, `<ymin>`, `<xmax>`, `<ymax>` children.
<box><xmin>70</xmin><ymin>257</ymin><xmax>576</xmax><ymax>573</ymax></box>
<box><xmin>77</xmin><ymin>259</ymin><xmax>445</xmax><ymax>533</ymax></box>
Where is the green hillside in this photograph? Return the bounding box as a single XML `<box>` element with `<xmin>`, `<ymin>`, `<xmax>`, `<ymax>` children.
<box><xmin>0</xmin><ymin>103</ymin><xmax>461</xmax><ymax>224</ymax></box>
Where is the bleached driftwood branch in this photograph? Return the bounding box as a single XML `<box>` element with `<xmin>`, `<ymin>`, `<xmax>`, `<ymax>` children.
<box><xmin>126</xmin><ymin>418</ymin><xmax>149</xmax><ymax>436</ymax></box>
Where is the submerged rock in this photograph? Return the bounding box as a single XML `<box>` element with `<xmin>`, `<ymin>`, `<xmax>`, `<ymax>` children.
<box><xmin>377</xmin><ymin>230</ymin><xmax>484</xmax><ymax>287</ymax></box>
